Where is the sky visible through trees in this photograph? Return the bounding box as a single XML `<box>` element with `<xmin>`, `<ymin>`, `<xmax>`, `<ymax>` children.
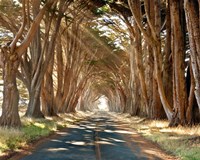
<box><xmin>0</xmin><ymin>0</ymin><xmax>199</xmax><ymax>129</ymax></box>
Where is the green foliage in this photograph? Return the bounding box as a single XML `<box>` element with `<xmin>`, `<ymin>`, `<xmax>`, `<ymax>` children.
<box><xmin>0</xmin><ymin>114</ymin><xmax>86</xmax><ymax>154</ymax></box>
<box><xmin>0</xmin><ymin>119</ymin><xmax>58</xmax><ymax>153</ymax></box>
<box><xmin>0</xmin><ymin>128</ymin><xmax>23</xmax><ymax>152</ymax></box>
<box><xmin>180</xmin><ymin>147</ymin><xmax>200</xmax><ymax>160</ymax></box>
<box><xmin>22</xmin><ymin>119</ymin><xmax>56</xmax><ymax>140</ymax></box>
<box><xmin>144</xmin><ymin>133</ymin><xmax>200</xmax><ymax>160</ymax></box>
<box><xmin>5</xmin><ymin>137</ymin><xmax>22</xmax><ymax>150</ymax></box>
<box><xmin>95</xmin><ymin>4</ymin><xmax>111</xmax><ymax>15</ymax></box>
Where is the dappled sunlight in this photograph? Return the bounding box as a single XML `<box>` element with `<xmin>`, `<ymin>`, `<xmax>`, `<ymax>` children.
<box><xmin>68</xmin><ymin>125</ymin><xmax>83</xmax><ymax>129</ymax></box>
<box><xmin>141</xmin><ymin>131</ymin><xmax>153</xmax><ymax>136</ymax></box>
<box><xmin>98</xmin><ymin>137</ymin><xmax>125</xmax><ymax>143</ymax></box>
<box><xmin>84</xmin><ymin>126</ymin><xmax>96</xmax><ymax>129</ymax></box>
<box><xmin>168</xmin><ymin>136</ymin><xmax>183</xmax><ymax>140</ymax></box>
<box><xmin>114</xmin><ymin>130</ymin><xmax>134</xmax><ymax>135</ymax></box>
<box><xmin>143</xmin><ymin>148</ymin><xmax>164</xmax><ymax>159</ymax></box>
<box><xmin>101</xmin><ymin>125</ymin><xmax>136</xmax><ymax>135</ymax></box>
<box><xmin>104</xmin><ymin>129</ymin><xmax>113</xmax><ymax>133</ymax></box>
<box><xmin>112</xmin><ymin>113</ymin><xmax>199</xmax><ymax>159</ymax></box>
<box><xmin>62</xmin><ymin>117</ymin><xmax>77</xmax><ymax>122</ymax></box>
<box><xmin>33</xmin><ymin>122</ymin><xmax>45</xmax><ymax>129</ymax></box>
<box><xmin>109</xmin><ymin>137</ymin><xmax>126</xmax><ymax>142</ymax></box>
<box><xmin>7</xmin><ymin>112</ymin><xmax>181</xmax><ymax>160</ymax></box>
<box><xmin>50</xmin><ymin>139</ymin><xmax>62</xmax><ymax>143</ymax></box>
<box><xmin>45</xmin><ymin>117</ymin><xmax>54</xmax><ymax>121</ymax></box>
<box><xmin>96</xmin><ymin>140</ymin><xmax>115</xmax><ymax>145</ymax></box>
<box><xmin>21</xmin><ymin>117</ymin><xmax>34</xmax><ymax>124</ymax></box>
<box><xmin>100</xmin><ymin>138</ymin><xmax>110</xmax><ymax>141</ymax></box>
<box><xmin>160</xmin><ymin>125</ymin><xmax>200</xmax><ymax>136</ymax></box>
<box><xmin>149</xmin><ymin>120</ymin><xmax>169</xmax><ymax>128</ymax></box>
<box><xmin>66</xmin><ymin>141</ymin><xmax>86</xmax><ymax>146</ymax></box>
<box><xmin>57</xmin><ymin>132</ymin><xmax>70</xmax><ymax>135</ymax></box>
<box><xmin>85</xmin><ymin>130</ymin><xmax>93</xmax><ymax>133</ymax></box>
<box><xmin>0</xmin><ymin>0</ymin><xmax>199</xmax><ymax>159</ymax></box>
<box><xmin>47</xmin><ymin>148</ymin><xmax>69</xmax><ymax>151</ymax></box>
<box><xmin>65</xmin><ymin>140</ymin><xmax>94</xmax><ymax>146</ymax></box>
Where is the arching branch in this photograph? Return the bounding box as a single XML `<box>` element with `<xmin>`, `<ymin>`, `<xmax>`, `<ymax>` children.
<box><xmin>16</xmin><ymin>0</ymin><xmax>58</xmax><ymax>56</ymax></box>
<box><xmin>9</xmin><ymin>0</ymin><xmax>26</xmax><ymax>53</ymax></box>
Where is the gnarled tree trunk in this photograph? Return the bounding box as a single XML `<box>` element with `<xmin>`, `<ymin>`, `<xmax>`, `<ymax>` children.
<box><xmin>0</xmin><ymin>0</ymin><xmax>53</xmax><ymax>127</ymax></box>
<box><xmin>0</xmin><ymin>47</ymin><xmax>21</xmax><ymax>128</ymax></box>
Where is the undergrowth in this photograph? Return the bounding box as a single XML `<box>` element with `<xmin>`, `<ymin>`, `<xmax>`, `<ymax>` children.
<box><xmin>0</xmin><ymin>112</ymin><xmax>87</xmax><ymax>155</ymax></box>
<box><xmin>116</xmin><ymin>113</ymin><xmax>200</xmax><ymax>160</ymax></box>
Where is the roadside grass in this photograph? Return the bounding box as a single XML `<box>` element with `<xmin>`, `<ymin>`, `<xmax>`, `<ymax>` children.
<box><xmin>115</xmin><ymin>114</ymin><xmax>200</xmax><ymax>160</ymax></box>
<box><xmin>0</xmin><ymin>111</ymin><xmax>90</xmax><ymax>156</ymax></box>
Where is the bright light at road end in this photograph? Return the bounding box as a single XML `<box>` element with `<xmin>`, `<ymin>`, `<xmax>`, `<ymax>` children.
<box><xmin>97</xmin><ymin>96</ymin><xmax>109</xmax><ymax>111</ymax></box>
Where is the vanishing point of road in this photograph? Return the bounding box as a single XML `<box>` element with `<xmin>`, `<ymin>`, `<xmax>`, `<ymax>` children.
<box><xmin>12</xmin><ymin>112</ymin><xmax>176</xmax><ymax>160</ymax></box>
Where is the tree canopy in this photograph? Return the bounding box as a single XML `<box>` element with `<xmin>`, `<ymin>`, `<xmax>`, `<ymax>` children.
<box><xmin>0</xmin><ymin>0</ymin><xmax>200</xmax><ymax>128</ymax></box>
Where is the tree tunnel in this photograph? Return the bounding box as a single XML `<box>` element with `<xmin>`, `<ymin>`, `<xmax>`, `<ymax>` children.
<box><xmin>0</xmin><ymin>0</ymin><xmax>200</xmax><ymax>128</ymax></box>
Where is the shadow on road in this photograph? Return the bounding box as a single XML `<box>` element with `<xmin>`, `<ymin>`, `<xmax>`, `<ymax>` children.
<box><xmin>16</xmin><ymin>114</ymin><xmax>165</xmax><ymax>160</ymax></box>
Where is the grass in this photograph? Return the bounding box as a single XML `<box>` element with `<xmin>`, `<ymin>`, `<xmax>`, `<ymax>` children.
<box><xmin>1</xmin><ymin>110</ymin><xmax>199</xmax><ymax>160</ymax></box>
<box><xmin>0</xmin><ymin>111</ymin><xmax>90</xmax><ymax>156</ymax></box>
<box><xmin>0</xmin><ymin>128</ymin><xmax>23</xmax><ymax>152</ymax></box>
<box><xmin>115</xmin><ymin>113</ymin><xmax>200</xmax><ymax>160</ymax></box>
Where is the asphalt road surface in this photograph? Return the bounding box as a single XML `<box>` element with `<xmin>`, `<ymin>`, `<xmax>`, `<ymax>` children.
<box><xmin>15</xmin><ymin>112</ymin><xmax>173</xmax><ymax>160</ymax></box>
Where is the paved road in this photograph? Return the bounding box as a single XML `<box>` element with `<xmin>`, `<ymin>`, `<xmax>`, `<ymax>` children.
<box><xmin>15</xmin><ymin>112</ymin><xmax>169</xmax><ymax>160</ymax></box>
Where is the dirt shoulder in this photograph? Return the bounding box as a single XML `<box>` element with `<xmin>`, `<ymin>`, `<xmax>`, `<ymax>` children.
<box><xmin>1</xmin><ymin>112</ymin><xmax>191</xmax><ymax>160</ymax></box>
<box><xmin>112</xmin><ymin>113</ymin><xmax>200</xmax><ymax>160</ymax></box>
<box><xmin>0</xmin><ymin>128</ymin><xmax>69</xmax><ymax>160</ymax></box>
<box><xmin>120</xmin><ymin>125</ymin><xmax>179</xmax><ymax>160</ymax></box>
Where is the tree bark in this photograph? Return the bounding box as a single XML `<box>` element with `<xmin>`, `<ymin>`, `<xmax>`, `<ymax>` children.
<box><xmin>184</xmin><ymin>0</ymin><xmax>200</xmax><ymax>113</ymax></box>
<box><xmin>170</xmin><ymin>0</ymin><xmax>188</xmax><ymax>126</ymax></box>
<box><xmin>0</xmin><ymin>0</ymin><xmax>52</xmax><ymax>127</ymax></box>
<box><xmin>163</xmin><ymin>0</ymin><xmax>173</xmax><ymax>108</ymax></box>
<box><xmin>0</xmin><ymin>47</ymin><xmax>21</xmax><ymax>128</ymax></box>
<box><xmin>25</xmin><ymin>0</ymin><xmax>44</xmax><ymax>118</ymax></box>
<box><xmin>128</xmin><ymin>0</ymin><xmax>173</xmax><ymax>120</ymax></box>
<box><xmin>186</xmin><ymin>63</ymin><xmax>195</xmax><ymax>124</ymax></box>
<box><xmin>41</xmin><ymin>57</ymin><xmax>57</xmax><ymax>117</ymax></box>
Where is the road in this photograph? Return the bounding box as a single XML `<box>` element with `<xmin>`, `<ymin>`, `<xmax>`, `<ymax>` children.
<box><xmin>13</xmin><ymin>112</ymin><xmax>174</xmax><ymax>160</ymax></box>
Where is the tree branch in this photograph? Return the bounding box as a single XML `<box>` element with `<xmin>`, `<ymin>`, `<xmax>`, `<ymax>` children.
<box><xmin>9</xmin><ymin>0</ymin><xmax>26</xmax><ymax>53</ymax></box>
<box><xmin>16</xmin><ymin>0</ymin><xmax>58</xmax><ymax>56</ymax></box>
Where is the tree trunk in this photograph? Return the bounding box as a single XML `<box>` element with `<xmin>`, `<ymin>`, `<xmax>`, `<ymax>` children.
<box><xmin>24</xmin><ymin>0</ymin><xmax>44</xmax><ymax>118</ymax></box>
<box><xmin>128</xmin><ymin>0</ymin><xmax>173</xmax><ymax>120</ymax></box>
<box><xmin>41</xmin><ymin>59</ymin><xmax>57</xmax><ymax>117</ymax></box>
<box><xmin>25</xmin><ymin>1</ymin><xmax>63</xmax><ymax>117</ymax></box>
<box><xmin>0</xmin><ymin>47</ymin><xmax>21</xmax><ymax>128</ymax></box>
<box><xmin>129</xmin><ymin>43</ymin><xmax>140</xmax><ymax>116</ymax></box>
<box><xmin>26</xmin><ymin>86</ymin><xmax>44</xmax><ymax>118</ymax></box>
<box><xmin>170</xmin><ymin>0</ymin><xmax>188</xmax><ymax>126</ymax></box>
<box><xmin>151</xmin><ymin>73</ymin><xmax>163</xmax><ymax>119</ymax></box>
<box><xmin>163</xmin><ymin>0</ymin><xmax>173</xmax><ymax>108</ymax></box>
<box><xmin>184</xmin><ymin>0</ymin><xmax>200</xmax><ymax>113</ymax></box>
<box><xmin>186</xmin><ymin>63</ymin><xmax>195</xmax><ymax>124</ymax></box>
<box><xmin>133</xmin><ymin>25</ymin><xmax>149</xmax><ymax>116</ymax></box>
<box><xmin>0</xmin><ymin>0</ymin><xmax>55</xmax><ymax>126</ymax></box>
<box><xmin>55</xmin><ymin>35</ymin><xmax>64</xmax><ymax>112</ymax></box>
<box><xmin>153</xmin><ymin>45</ymin><xmax>173</xmax><ymax>120</ymax></box>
